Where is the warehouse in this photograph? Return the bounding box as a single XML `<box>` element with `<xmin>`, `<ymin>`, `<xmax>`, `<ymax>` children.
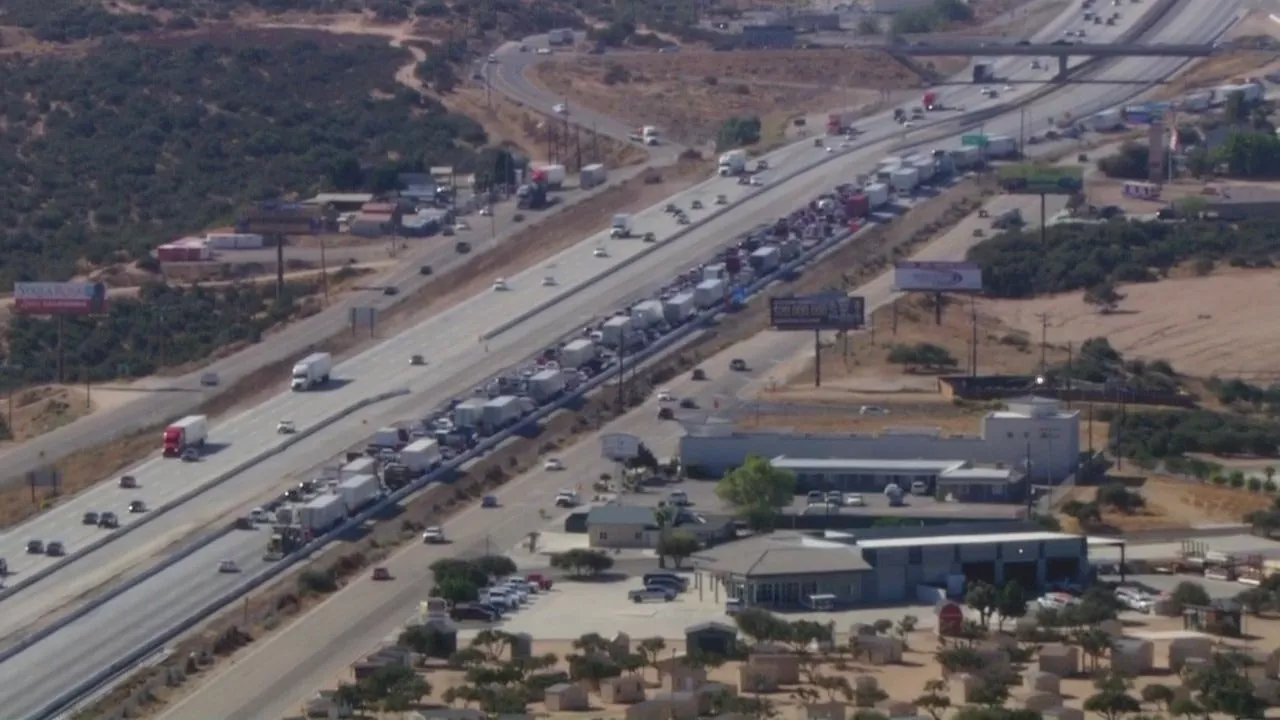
<box><xmin>771</xmin><ymin>458</ymin><xmax>1027</xmax><ymax>503</ymax></box>
<box><xmin>694</xmin><ymin>522</ymin><xmax>1088</xmax><ymax>609</ymax></box>
<box><xmin>681</xmin><ymin>396</ymin><xmax>1079</xmax><ymax>483</ymax></box>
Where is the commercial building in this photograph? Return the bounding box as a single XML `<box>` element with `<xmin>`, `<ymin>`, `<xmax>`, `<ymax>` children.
<box><xmin>1198</xmin><ymin>185</ymin><xmax>1280</xmax><ymax>221</ymax></box>
<box><xmin>694</xmin><ymin>521</ymin><xmax>1088</xmax><ymax>609</ymax></box>
<box><xmin>772</xmin><ymin>458</ymin><xmax>1027</xmax><ymax>503</ymax></box>
<box><xmin>584</xmin><ymin>503</ymin><xmax>735</xmax><ymax>550</ymax></box>
<box><xmin>303</xmin><ymin>193</ymin><xmax>375</xmax><ymax>212</ymax></box>
<box><xmin>739</xmin><ymin>25</ymin><xmax>797</xmax><ymax>49</ymax></box>
<box><xmin>680</xmin><ymin>396</ymin><xmax>1079</xmax><ymax>483</ymax></box>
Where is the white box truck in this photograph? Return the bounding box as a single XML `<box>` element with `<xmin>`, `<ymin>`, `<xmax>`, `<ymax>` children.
<box><xmin>291</xmin><ymin>352</ymin><xmax>332</xmax><ymax>391</ymax></box>
<box><xmin>912</xmin><ymin>158</ymin><xmax>935</xmax><ymax>182</ymax></box>
<box><xmin>580</xmin><ymin>163</ymin><xmax>607</xmax><ymax>189</ymax></box>
<box><xmin>694</xmin><ymin>278</ymin><xmax>725</xmax><ymax>308</ymax></box>
<box><xmin>537</xmin><ymin>163</ymin><xmax>567</xmax><ymax>189</ymax></box>
<box><xmin>482</xmin><ymin>396</ymin><xmax>524</xmax><ymax>429</ymax></box>
<box><xmin>890</xmin><ymin>167</ymin><xmax>919</xmax><ymax>193</ymax></box>
<box><xmin>985</xmin><ymin>135</ymin><xmax>1019</xmax><ymax>158</ymax></box>
<box><xmin>560</xmin><ymin>338</ymin><xmax>597</xmax><ymax>369</ymax></box>
<box><xmin>453</xmin><ymin>399</ymin><xmax>486</xmax><ymax>429</ymax></box>
<box><xmin>340</xmin><ymin>456</ymin><xmax>377</xmax><ymax>481</ymax></box>
<box><xmin>630</xmin><ymin>300</ymin><xmax>665</xmax><ymax>329</ymax></box>
<box><xmin>601</xmin><ymin>315</ymin><xmax>633</xmax><ymax>346</ymax></box>
<box><xmin>702</xmin><ymin>263</ymin><xmax>727</xmax><ymax>281</ymax></box>
<box><xmin>299</xmin><ymin>493</ymin><xmax>346</xmax><ymax>533</ymax></box>
<box><xmin>528</xmin><ymin>369</ymin><xmax>566</xmax><ymax>403</ymax></box>
<box><xmin>610</xmin><ymin>213</ymin><xmax>631</xmax><ymax>238</ymax></box>
<box><xmin>663</xmin><ymin>292</ymin><xmax>697</xmax><ymax>324</ymax></box>
<box><xmin>951</xmin><ymin>146</ymin><xmax>981</xmax><ymax>169</ymax></box>
<box><xmin>337</xmin><ymin>473</ymin><xmax>381</xmax><ymax>512</ymax></box>
<box><xmin>749</xmin><ymin>246</ymin><xmax>781</xmax><ymax>273</ymax></box>
<box><xmin>399</xmin><ymin>439</ymin><xmax>442</xmax><ymax>473</ymax></box>
<box><xmin>718</xmin><ymin>149</ymin><xmax>747</xmax><ymax>176</ymax></box>
<box><xmin>864</xmin><ymin>183</ymin><xmax>890</xmax><ymax>208</ymax></box>
<box><xmin>162</xmin><ymin>415</ymin><xmax>208</xmax><ymax>456</ymax></box>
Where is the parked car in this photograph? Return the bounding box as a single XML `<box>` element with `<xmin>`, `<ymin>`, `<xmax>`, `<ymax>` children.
<box><xmin>643</xmin><ymin>573</ymin><xmax>689</xmax><ymax>591</ymax></box>
<box><xmin>629</xmin><ymin>587</ymin><xmax>676</xmax><ymax>603</ymax></box>
<box><xmin>451</xmin><ymin>604</ymin><xmax>497</xmax><ymax>621</ymax></box>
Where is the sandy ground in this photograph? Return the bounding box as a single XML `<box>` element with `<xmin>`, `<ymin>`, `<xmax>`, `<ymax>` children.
<box><xmin>986</xmin><ymin>269</ymin><xmax>1280</xmax><ymax>379</ymax></box>
<box><xmin>1059</xmin><ymin>474</ymin><xmax>1266</xmax><ymax>532</ymax></box>
<box><xmin>530</xmin><ymin>50</ymin><xmax>925</xmax><ymax>145</ymax></box>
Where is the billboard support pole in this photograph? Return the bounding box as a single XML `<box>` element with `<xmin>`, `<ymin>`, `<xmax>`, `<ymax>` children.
<box><xmin>56</xmin><ymin>316</ymin><xmax>64</xmax><ymax>384</ymax></box>
<box><xmin>275</xmin><ymin>233</ymin><xmax>285</xmax><ymax>300</ymax></box>
<box><xmin>970</xmin><ymin>296</ymin><xmax>979</xmax><ymax>377</ymax></box>
<box><xmin>892</xmin><ymin>299</ymin><xmax>898</xmax><ymax>336</ymax></box>
<box><xmin>813</xmin><ymin>330</ymin><xmax>821</xmax><ymax>388</ymax></box>
<box><xmin>934</xmin><ymin>292</ymin><xmax>943</xmax><ymax>326</ymax></box>
<box><xmin>1040</xmin><ymin>192</ymin><xmax>1048</xmax><ymax>246</ymax></box>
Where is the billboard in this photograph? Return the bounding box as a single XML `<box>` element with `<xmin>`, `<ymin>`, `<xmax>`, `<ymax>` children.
<box><xmin>601</xmin><ymin>433</ymin><xmax>641</xmax><ymax>461</ymax></box>
<box><xmin>893</xmin><ymin>261</ymin><xmax>984</xmax><ymax>293</ymax></box>
<box><xmin>13</xmin><ymin>282</ymin><xmax>109</xmax><ymax>315</ymax></box>
<box><xmin>996</xmin><ymin>164</ymin><xmax>1084</xmax><ymax>195</ymax></box>
<box><xmin>769</xmin><ymin>293</ymin><xmax>865</xmax><ymax>331</ymax></box>
<box><xmin>236</xmin><ymin>201</ymin><xmax>322</xmax><ymax>236</ymax></box>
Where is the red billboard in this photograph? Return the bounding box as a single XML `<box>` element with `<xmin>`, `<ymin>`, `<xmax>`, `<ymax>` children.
<box><xmin>13</xmin><ymin>282</ymin><xmax>110</xmax><ymax>315</ymax></box>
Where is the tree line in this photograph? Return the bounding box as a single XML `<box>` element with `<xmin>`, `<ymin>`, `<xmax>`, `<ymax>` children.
<box><xmin>0</xmin><ymin>35</ymin><xmax>494</xmax><ymax>289</ymax></box>
<box><xmin>1110</xmin><ymin>408</ymin><xmax>1280</xmax><ymax>463</ymax></box>
<box><xmin>967</xmin><ymin>219</ymin><xmax>1280</xmax><ymax>299</ymax></box>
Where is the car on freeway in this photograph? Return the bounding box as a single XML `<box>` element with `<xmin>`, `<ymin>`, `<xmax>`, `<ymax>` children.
<box><xmin>665</xmin><ymin>203</ymin><xmax>680</xmax><ymax>213</ymax></box>
<box><xmin>542</xmin><ymin>275</ymin><xmax>557</xmax><ymax>287</ymax></box>
<box><xmin>26</xmin><ymin>540</ymin><xmax>43</xmax><ymax>554</ymax></box>
<box><xmin>0</xmin><ymin>558</ymin><xmax>7</xmax><ymax>576</ymax></box>
<box><xmin>656</xmin><ymin>389</ymin><xmax>674</xmax><ymax>402</ymax></box>
<box><xmin>544</xmin><ymin>458</ymin><xmax>565</xmax><ymax>471</ymax></box>
<box><xmin>493</xmin><ymin>278</ymin><xmax>509</xmax><ymax>291</ymax></box>
<box><xmin>46</xmin><ymin>541</ymin><xmax>66</xmax><ymax>557</ymax></box>
<box><xmin>537</xmin><ymin>47</ymin><xmax>551</xmax><ymax>55</ymax></box>
<box><xmin>383</xmin><ymin>286</ymin><xmax>399</xmax><ymax>296</ymax></box>
<box><xmin>715</xmin><ymin>194</ymin><xmax>728</xmax><ymax>205</ymax></box>
<box><xmin>629</xmin><ymin>587</ymin><xmax>676</xmax><ymax>603</ymax></box>
<box><xmin>82</xmin><ymin>511</ymin><xmax>100</xmax><ymax>526</ymax></box>
<box><xmin>678</xmin><ymin>398</ymin><xmax>698</xmax><ymax>409</ymax></box>
<box><xmin>859</xmin><ymin>405</ymin><xmax>889</xmax><ymax>416</ymax></box>
<box><xmin>181</xmin><ymin>447</ymin><xmax>200</xmax><ymax>462</ymax></box>
<box><xmin>690</xmin><ymin>368</ymin><xmax>706</xmax><ymax>380</ymax></box>
<box><xmin>553</xmin><ymin>102</ymin><xmax>568</xmax><ymax>114</ymax></box>
<box><xmin>487</xmin><ymin>53</ymin><xmax>497</xmax><ymax>62</ymax></box>
<box><xmin>657</xmin><ymin>407</ymin><xmax>675</xmax><ymax>420</ymax></box>
<box><xmin>277</xmin><ymin>420</ymin><xmax>296</xmax><ymax>434</ymax></box>
<box><xmin>642</xmin><ymin>232</ymin><xmax>657</xmax><ymax>243</ymax></box>
<box><xmin>372</xmin><ymin>567</ymin><xmax>393</xmax><ymax>581</ymax></box>
<box><xmin>129</xmin><ymin>500</ymin><xmax>147</xmax><ymax>514</ymax></box>
<box><xmin>410</xmin><ymin>354</ymin><xmax>426</xmax><ymax>366</ymax></box>
<box><xmin>677</xmin><ymin>215</ymin><xmax>690</xmax><ymax>225</ymax></box>
<box><xmin>119</xmin><ymin>474</ymin><xmax>138</xmax><ymax>489</ymax></box>
<box><xmin>200</xmin><ymin>372</ymin><xmax>219</xmax><ymax>387</ymax></box>
<box><xmin>729</xmin><ymin>358</ymin><xmax>748</xmax><ymax>371</ymax></box>
<box><xmin>422</xmin><ymin>526</ymin><xmax>446</xmax><ymax>544</ymax></box>
<box><xmin>749</xmin><ymin>176</ymin><xmax>764</xmax><ymax>186</ymax></box>
<box><xmin>481</xmin><ymin>495</ymin><xmax>499</xmax><ymax>508</ymax></box>
<box><xmin>691</xmin><ymin>199</ymin><xmax>703</xmax><ymax>210</ymax></box>
<box><xmin>593</xmin><ymin>247</ymin><xmax>608</xmax><ymax>258</ymax></box>
<box><xmin>218</xmin><ymin>559</ymin><xmax>240</xmax><ymax>574</ymax></box>
<box><xmin>554</xmin><ymin>490</ymin><xmax>579</xmax><ymax>508</ymax></box>
<box><xmin>98</xmin><ymin>512</ymin><xmax>120</xmax><ymax>529</ymax></box>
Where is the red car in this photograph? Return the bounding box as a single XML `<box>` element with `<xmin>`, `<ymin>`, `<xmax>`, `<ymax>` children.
<box><xmin>372</xmin><ymin>567</ymin><xmax>392</xmax><ymax>581</ymax></box>
<box><xmin>526</xmin><ymin>573</ymin><xmax>553</xmax><ymax>591</ymax></box>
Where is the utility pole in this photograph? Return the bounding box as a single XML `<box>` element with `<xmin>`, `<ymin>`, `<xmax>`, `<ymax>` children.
<box><xmin>1035</xmin><ymin>312</ymin><xmax>1051</xmax><ymax>372</ymax></box>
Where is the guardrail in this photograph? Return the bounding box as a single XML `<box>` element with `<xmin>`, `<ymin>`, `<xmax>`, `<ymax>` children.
<box><xmin>37</xmin><ymin>6</ymin><xmax>1190</xmax><ymax>712</ymax></box>
<box><xmin>0</xmin><ymin>387</ymin><xmax>411</xmax><ymax>666</ymax></box>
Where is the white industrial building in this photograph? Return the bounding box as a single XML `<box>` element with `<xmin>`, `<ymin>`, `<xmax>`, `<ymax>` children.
<box><xmin>679</xmin><ymin>396</ymin><xmax>1080</xmax><ymax>483</ymax></box>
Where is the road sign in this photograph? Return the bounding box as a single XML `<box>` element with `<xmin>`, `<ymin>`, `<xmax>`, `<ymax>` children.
<box><xmin>349</xmin><ymin>306</ymin><xmax>378</xmax><ymax>330</ymax></box>
<box><xmin>961</xmin><ymin>134</ymin><xmax>989</xmax><ymax>147</ymax></box>
<box><xmin>769</xmin><ymin>293</ymin><xmax>865</xmax><ymax>331</ymax></box>
<box><xmin>601</xmin><ymin>433</ymin><xmax>641</xmax><ymax>461</ymax></box>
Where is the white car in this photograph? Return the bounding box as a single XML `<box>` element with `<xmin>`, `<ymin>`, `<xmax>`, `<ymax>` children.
<box><xmin>537</xmin><ymin>47</ymin><xmax>551</xmax><ymax>55</ymax></box>
<box><xmin>218</xmin><ymin>559</ymin><xmax>240</xmax><ymax>573</ymax></box>
<box><xmin>544</xmin><ymin>458</ymin><xmax>565</xmax><ymax>471</ymax></box>
<box><xmin>276</xmin><ymin>420</ymin><xmax>296</xmax><ymax>434</ymax></box>
<box><xmin>1037</xmin><ymin>592</ymin><xmax>1077</xmax><ymax>611</ymax></box>
<box><xmin>453</xmin><ymin>221</ymin><xmax>470</xmax><ymax>232</ymax></box>
<box><xmin>845</xmin><ymin>493</ymin><xmax>865</xmax><ymax>507</ymax></box>
<box><xmin>542</xmin><ymin>276</ymin><xmax>557</xmax><ymax>287</ymax></box>
<box><xmin>902</xmin><ymin>121</ymin><xmax>914</xmax><ymax>128</ymax></box>
<box><xmin>488</xmin><ymin>53</ymin><xmax>497</xmax><ymax>62</ymax></box>
<box><xmin>422</xmin><ymin>526</ymin><xmax>446</xmax><ymax>544</ymax></box>
<box><xmin>657</xmin><ymin>389</ymin><xmax>674</xmax><ymax>402</ymax></box>
<box><xmin>554</xmin><ymin>491</ymin><xmax>579</xmax><ymax>507</ymax></box>
<box><xmin>553</xmin><ymin>102</ymin><xmax>568</xmax><ymax>114</ymax></box>
<box><xmin>858</xmin><ymin>405</ymin><xmax>889</xmax><ymax>416</ymax></box>
<box><xmin>493</xmin><ymin>278</ymin><xmax>509</xmax><ymax>291</ymax></box>
<box><xmin>478</xmin><ymin>206</ymin><xmax>492</xmax><ymax>217</ymax></box>
<box><xmin>749</xmin><ymin>176</ymin><xmax>763</xmax><ymax>186</ymax></box>
<box><xmin>592</xmin><ymin>247</ymin><xmax>608</xmax><ymax>258</ymax></box>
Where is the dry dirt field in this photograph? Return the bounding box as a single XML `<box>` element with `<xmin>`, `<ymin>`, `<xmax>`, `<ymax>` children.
<box><xmin>986</xmin><ymin>269</ymin><xmax>1280</xmax><ymax>379</ymax></box>
<box><xmin>1058</xmin><ymin>475</ymin><xmax>1267</xmax><ymax>532</ymax></box>
<box><xmin>530</xmin><ymin>50</ymin><xmax>927</xmax><ymax>144</ymax></box>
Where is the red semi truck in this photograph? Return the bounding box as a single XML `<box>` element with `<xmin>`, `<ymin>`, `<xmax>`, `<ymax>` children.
<box><xmin>826</xmin><ymin>112</ymin><xmax>856</xmax><ymax>135</ymax></box>
<box><xmin>923</xmin><ymin>92</ymin><xmax>938</xmax><ymax>111</ymax></box>
<box><xmin>163</xmin><ymin>415</ymin><xmax>208</xmax><ymax>457</ymax></box>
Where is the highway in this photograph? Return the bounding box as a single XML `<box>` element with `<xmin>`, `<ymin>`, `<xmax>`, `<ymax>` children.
<box><xmin>116</xmin><ymin>0</ymin><xmax>1246</xmax><ymax>717</ymax></box>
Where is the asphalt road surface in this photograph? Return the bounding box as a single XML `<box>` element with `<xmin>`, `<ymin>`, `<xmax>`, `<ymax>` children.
<box><xmin>120</xmin><ymin>1</ymin><xmax>1248</xmax><ymax>717</ymax></box>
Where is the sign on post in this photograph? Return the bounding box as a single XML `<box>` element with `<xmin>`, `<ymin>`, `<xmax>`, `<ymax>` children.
<box><xmin>236</xmin><ymin>201</ymin><xmax>322</xmax><ymax>236</ymax></box>
<box><xmin>14</xmin><ymin>282</ymin><xmax>109</xmax><ymax>316</ymax></box>
<box><xmin>769</xmin><ymin>293</ymin><xmax>865</xmax><ymax>331</ymax></box>
<box><xmin>961</xmin><ymin>134</ymin><xmax>990</xmax><ymax>147</ymax></box>
<box><xmin>349</xmin><ymin>307</ymin><xmax>378</xmax><ymax>333</ymax></box>
<box><xmin>601</xmin><ymin>433</ymin><xmax>642</xmax><ymax>461</ymax></box>
<box><xmin>996</xmin><ymin>164</ymin><xmax>1084</xmax><ymax>195</ymax></box>
<box><xmin>893</xmin><ymin>261</ymin><xmax>984</xmax><ymax>293</ymax></box>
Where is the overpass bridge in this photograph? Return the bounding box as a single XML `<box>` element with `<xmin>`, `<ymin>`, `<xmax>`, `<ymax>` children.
<box><xmin>884</xmin><ymin>40</ymin><xmax>1216</xmax><ymax>76</ymax></box>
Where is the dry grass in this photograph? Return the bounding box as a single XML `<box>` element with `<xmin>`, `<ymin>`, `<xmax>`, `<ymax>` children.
<box><xmin>1150</xmin><ymin>49</ymin><xmax>1280</xmax><ymax>100</ymax></box>
<box><xmin>1059</xmin><ymin>475</ymin><xmax>1264</xmax><ymax>532</ymax></box>
<box><xmin>530</xmin><ymin>50</ymin><xmax>927</xmax><ymax>144</ymax></box>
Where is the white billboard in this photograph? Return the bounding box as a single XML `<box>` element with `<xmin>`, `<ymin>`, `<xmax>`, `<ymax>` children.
<box><xmin>601</xmin><ymin>433</ymin><xmax>642</xmax><ymax>461</ymax></box>
<box><xmin>13</xmin><ymin>282</ymin><xmax>109</xmax><ymax>315</ymax></box>
<box><xmin>893</xmin><ymin>261</ymin><xmax>984</xmax><ymax>293</ymax></box>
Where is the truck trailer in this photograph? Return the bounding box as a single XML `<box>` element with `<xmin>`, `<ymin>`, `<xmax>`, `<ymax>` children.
<box><xmin>559</xmin><ymin>338</ymin><xmax>597</xmax><ymax>369</ymax></box>
<box><xmin>663</xmin><ymin>292</ymin><xmax>697</xmax><ymax>324</ymax></box>
<box><xmin>826</xmin><ymin>111</ymin><xmax>857</xmax><ymax>135</ymax></box>
<box><xmin>527</xmin><ymin>369</ymin><xmax>566</xmax><ymax>403</ymax></box>
<box><xmin>453</xmin><ymin>399</ymin><xmax>486</xmax><ymax>429</ymax></box>
<box><xmin>532</xmin><ymin>164</ymin><xmax>566</xmax><ymax>190</ymax></box>
<box><xmin>482</xmin><ymin>395</ymin><xmax>524</xmax><ymax>431</ymax></box>
<box><xmin>984</xmin><ymin>135</ymin><xmax>1018</xmax><ymax>158</ymax></box>
<box><xmin>601</xmin><ymin>315</ymin><xmax>633</xmax><ymax>346</ymax></box>
<box><xmin>163</xmin><ymin>415</ymin><xmax>208</xmax><ymax>457</ymax></box>
<box><xmin>717</xmin><ymin>150</ymin><xmax>747</xmax><ymax>176</ymax></box>
<box><xmin>630</xmin><ymin>300</ymin><xmax>665</xmax><ymax>329</ymax></box>
<box><xmin>694</xmin><ymin>278</ymin><xmax>726</xmax><ymax>308</ymax></box>
<box><xmin>864</xmin><ymin>183</ymin><xmax>890</xmax><ymax>208</ymax></box>
<box><xmin>399</xmin><ymin>439</ymin><xmax>442</xmax><ymax>473</ymax></box>
<box><xmin>749</xmin><ymin>246</ymin><xmax>781</xmax><ymax>273</ymax></box>
<box><xmin>890</xmin><ymin>167</ymin><xmax>919</xmax><ymax>193</ymax></box>
<box><xmin>337</xmin><ymin>473</ymin><xmax>381</xmax><ymax>513</ymax></box>
<box><xmin>340</xmin><ymin>456</ymin><xmax>377</xmax><ymax>481</ymax></box>
<box><xmin>299</xmin><ymin>493</ymin><xmax>346</xmax><ymax>533</ymax></box>
<box><xmin>580</xmin><ymin>163</ymin><xmax>607</xmax><ymax>189</ymax></box>
<box><xmin>291</xmin><ymin>352</ymin><xmax>332</xmax><ymax>391</ymax></box>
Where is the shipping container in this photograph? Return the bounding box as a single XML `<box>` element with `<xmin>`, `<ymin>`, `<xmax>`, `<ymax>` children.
<box><xmin>560</xmin><ymin>339</ymin><xmax>597</xmax><ymax>369</ymax></box>
<box><xmin>299</xmin><ymin>493</ymin><xmax>346</xmax><ymax>533</ymax></box>
<box><xmin>337</xmin><ymin>473</ymin><xmax>381</xmax><ymax>512</ymax></box>
<box><xmin>749</xmin><ymin>246</ymin><xmax>781</xmax><ymax>273</ymax></box>
<box><xmin>843</xmin><ymin>193</ymin><xmax>870</xmax><ymax>218</ymax></box>
<box><xmin>528</xmin><ymin>369</ymin><xmax>566</xmax><ymax>403</ymax></box>
<box><xmin>694</xmin><ymin>278</ymin><xmax>726</xmax><ymax>308</ymax></box>
<box><xmin>601</xmin><ymin>315</ymin><xmax>633</xmax><ymax>346</ymax></box>
<box><xmin>340</xmin><ymin>456</ymin><xmax>377</xmax><ymax>481</ymax></box>
<box><xmin>631</xmin><ymin>300</ymin><xmax>665</xmax><ymax>328</ymax></box>
<box><xmin>663</xmin><ymin>292</ymin><xmax>697</xmax><ymax>324</ymax></box>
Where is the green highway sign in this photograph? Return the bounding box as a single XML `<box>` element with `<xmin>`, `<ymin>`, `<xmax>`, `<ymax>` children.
<box><xmin>961</xmin><ymin>134</ymin><xmax>989</xmax><ymax>147</ymax></box>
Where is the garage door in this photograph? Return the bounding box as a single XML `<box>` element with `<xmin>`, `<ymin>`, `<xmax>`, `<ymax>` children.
<box><xmin>877</xmin><ymin>567</ymin><xmax>907</xmax><ymax>603</ymax></box>
<box><xmin>918</xmin><ymin>562</ymin><xmax>951</xmax><ymax>587</ymax></box>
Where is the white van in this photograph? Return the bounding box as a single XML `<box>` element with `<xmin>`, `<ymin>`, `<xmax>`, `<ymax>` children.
<box><xmin>910</xmin><ymin>480</ymin><xmax>930</xmax><ymax>496</ymax></box>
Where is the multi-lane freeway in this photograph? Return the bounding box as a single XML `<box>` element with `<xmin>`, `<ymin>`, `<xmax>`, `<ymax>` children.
<box><xmin>3</xmin><ymin>0</ymin><xmax>1246</xmax><ymax>714</ymax></box>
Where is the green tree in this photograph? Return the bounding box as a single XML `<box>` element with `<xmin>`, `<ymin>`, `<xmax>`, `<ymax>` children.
<box><xmin>715</xmin><ymin>455</ymin><xmax>796</xmax><ymax>530</ymax></box>
<box><xmin>965</xmin><ymin>581</ymin><xmax>1000</xmax><ymax>628</ymax></box>
<box><xmin>549</xmin><ymin>549</ymin><xmax>614</xmax><ymax>577</ymax></box>
<box><xmin>1187</xmin><ymin>653</ymin><xmax>1264</xmax><ymax>720</ymax></box>
<box><xmin>1083</xmin><ymin>282</ymin><xmax>1125</xmax><ymax>313</ymax></box>
<box><xmin>997</xmin><ymin>581</ymin><xmax>1028</xmax><ymax>630</ymax></box>
<box><xmin>715</xmin><ymin>116</ymin><xmax>762</xmax><ymax>151</ymax></box>
<box><xmin>1141</xmin><ymin>683</ymin><xmax>1177</xmax><ymax>713</ymax></box>
<box><xmin>915</xmin><ymin>678</ymin><xmax>951</xmax><ymax>720</ymax></box>
<box><xmin>1170</xmin><ymin>581</ymin><xmax>1211</xmax><ymax>612</ymax></box>
<box><xmin>1074</xmin><ymin>627</ymin><xmax>1112</xmax><ymax>672</ymax></box>
<box><xmin>1083</xmin><ymin>670</ymin><xmax>1141</xmax><ymax>720</ymax></box>
<box><xmin>636</xmin><ymin>636</ymin><xmax>667</xmax><ymax>681</ymax></box>
<box><xmin>735</xmin><ymin>607</ymin><xmax>791</xmax><ymax>644</ymax></box>
<box><xmin>655</xmin><ymin>531</ymin><xmax>700</xmax><ymax>569</ymax></box>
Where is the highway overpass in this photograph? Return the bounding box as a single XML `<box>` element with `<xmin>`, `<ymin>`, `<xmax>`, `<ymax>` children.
<box><xmin>887</xmin><ymin>40</ymin><xmax>1216</xmax><ymax>76</ymax></box>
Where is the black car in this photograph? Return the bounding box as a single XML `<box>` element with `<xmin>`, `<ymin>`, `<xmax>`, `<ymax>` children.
<box><xmin>383</xmin><ymin>286</ymin><xmax>399</xmax><ymax>296</ymax></box>
<box><xmin>451</xmin><ymin>604</ymin><xmax>497</xmax><ymax>621</ymax></box>
<box><xmin>129</xmin><ymin>500</ymin><xmax>147</xmax><ymax>513</ymax></box>
<box><xmin>679</xmin><ymin>398</ymin><xmax>698</xmax><ymax>409</ymax></box>
<box><xmin>82</xmin><ymin>512</ymin><xmax>100</xmax><ymax>526</ymax></box>
<box><xmin>118</xmin><ymin>475</ymin><xmax>138</xmax><ymax>489</ymax></box>
<box><xmin>644</xmin><ymin>572</ymin><xmax>689</xmax><ymax>591</ymax></box>
<box><xmin>26</xmin><ymin>540</ymin><xmax>43</xmax><ymax>554</ymax></box>
<box><xmin>658</xmin><ymin>407</ymin><xmax>675</xmax><ymax>420</ymax></box>
<box><xmin>98</xmin><ymin>512</ymin><xmax>120</xmax><ymax>529</ymax></box>
<box><xmin>730</xmin><ymin>358</ymin><xmax>748</xmax><ymax>371</ymax></box>
<box><xmin>46</xmin><ymin>541</ymin><xmax>66</xmax><ymax>557</ymax></box>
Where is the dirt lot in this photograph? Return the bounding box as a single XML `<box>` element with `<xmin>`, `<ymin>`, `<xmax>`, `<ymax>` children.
<box><xmin>530</xmin><ymin>50</ymin><xmax>927</xmax><ymax>145</ymax></box>
<box><xmin>1059</xmin><ymin>475</ymin><xmax>1265</xmax><ymax>532</ymax></box>
<box><xmin>986</xmin><ymin>269</ymin><xmax>1280</xmax><ymax>379</ymax></box>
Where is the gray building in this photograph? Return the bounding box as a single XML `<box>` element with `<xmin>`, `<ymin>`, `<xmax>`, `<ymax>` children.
<box><xmin>694</xmin><ymin>522</ymin><xmax>1088</xmax><ymax>610</ymax></box>
<box><xmin>586</xmin><ymin>504</ymin><xmax>734</xmax><ymax>550</ymax></box>
<box><xmin>772</xmin><ymin>458</ymin><xmax>1027</xmax><ymax>503</ymax></box>
<box><xmin>740</xmin><ymin>25</ymin><xmax>797</xmax><ymax>49</ymax></box>
<box><xmin>681</xmin><ymin>396</ymin><xmax>1079</xmax><ymax>483</ymax></box>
